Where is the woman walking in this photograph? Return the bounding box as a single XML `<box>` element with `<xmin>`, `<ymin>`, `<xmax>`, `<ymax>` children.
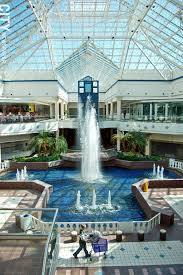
<box><xmin>73</xmin><ymin>224</ymin><xmax>90</xmax><ymax>259</ymax></box>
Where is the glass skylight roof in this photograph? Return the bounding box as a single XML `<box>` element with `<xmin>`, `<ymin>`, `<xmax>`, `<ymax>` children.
<box><xmin>0</xmin><ymin>0</ymin><xmax>182</xmax><ymax>91</ymax></box>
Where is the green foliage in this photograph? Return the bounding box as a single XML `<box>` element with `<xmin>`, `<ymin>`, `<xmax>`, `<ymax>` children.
<box><xmin>112</xmin><ymin>131</ymin><xmax>147</xmax><ymax>154</ymax></box>
<box><xmin>14</xmin><ymin>154</ymin><xmax>60</xmax><ymax>162</ymax></box>
<box><xmin>29</xmin><ymin>131</ymin><xmax>68</xmax><ymax>157</ymax></box>
<box><xmin>29</xmin><ymin>132</ymin><xmax>55</xmax><ymax>157</ymax></box>
<box><xmin>55</xmin><ymin>135</ymin><xmax>68</xmax><ymax>154</ymax></box>
<box><xmin>117</xmin><ymin>152</ymin><xmax>162</xmax><ymax>161</ymax></box>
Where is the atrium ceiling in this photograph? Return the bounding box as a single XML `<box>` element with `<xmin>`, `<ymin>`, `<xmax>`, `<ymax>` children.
<box><xmin>0</xmin><ymin>0</ymin><xmax>183</xmax><ymax>92</ymax></box>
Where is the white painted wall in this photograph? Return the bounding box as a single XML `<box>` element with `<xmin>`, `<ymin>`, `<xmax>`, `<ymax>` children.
<box><xmin>0</xmin><ymin>120</ymin><xmax>58</xmax><ymax>136</ymax></box>
<box><xmin>105</xmin><ymin>78</ymin><xmax>183</xmax><ymax>102</ymax></box>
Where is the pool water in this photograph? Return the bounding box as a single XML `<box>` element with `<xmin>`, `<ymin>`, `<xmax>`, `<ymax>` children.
<box><xmin>0</xmin><ymin>167</ymin><xmax>179</xmax><ymax>222</ymax></box>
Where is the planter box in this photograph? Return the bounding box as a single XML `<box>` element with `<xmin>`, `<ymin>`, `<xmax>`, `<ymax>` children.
<box><xmin>102</xmin><ymin>159</ymin><xmax>168</xmax><ymax>169</ymax></box>
<box><xmin>10</xmin><ymin>160</ymin><xmax>62</xmax><ymax>170</ymax></box>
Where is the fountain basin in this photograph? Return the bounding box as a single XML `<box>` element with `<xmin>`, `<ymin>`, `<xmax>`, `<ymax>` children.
<box><xmin>0</xmin><ymin>166</ymin><xmax>179</xmax><ymax>222</ymax></box>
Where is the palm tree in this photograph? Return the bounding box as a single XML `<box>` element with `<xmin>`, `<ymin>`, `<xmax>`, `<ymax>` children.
<box><xmin>130</xmin><ymin>131</ymin><xmax>147</xmax><ymax>154</ymax></box>
<box><xmin>55</xmin><ymin>135</ymin><xmax>68</xmax><ymax>154</ymax></box>
<box><xmin>112</xmin><ymin>131</ymin><xmax>147</xmax><ymax>154</ymax></box>
<box><xmin>30</xmin><ymin>132</ymin><xmax>55</xmax><ymax>156</ymax></box>
<box><xmin>112</xmin><ymin>132</ymin><xmax>128</xmax><ymax>152</ymax></box>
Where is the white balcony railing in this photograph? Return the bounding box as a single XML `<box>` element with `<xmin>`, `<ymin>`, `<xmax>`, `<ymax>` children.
<box><xmin>169</xmin><ymin>158</ymin><xmax>183</xmax><ymax>172</ymax></box>
<box><xmin>0</xmin><ymin>119</ymin><xmax>58</xmax><ymax>136</ymax></box>
<box><xmin>0</xmin><ymin>160</ymin><xmax>10</xmax><ymax>171</ymax></box>
<box><xmin>29</xmin><ymin>213</ymin><xmax>161</xmax><ymax>235</ymax></box>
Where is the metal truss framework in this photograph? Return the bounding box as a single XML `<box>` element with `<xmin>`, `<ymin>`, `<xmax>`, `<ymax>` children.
<box><xmin>0</xmin><ymin>0</ymin><xmax>182</xmax><ymax>91</ymax></box>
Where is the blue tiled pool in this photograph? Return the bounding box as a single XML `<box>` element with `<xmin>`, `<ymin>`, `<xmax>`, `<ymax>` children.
<box><xmin>0</xmin><ymin>167</ymin><xmax>179</xmax><ymax>222</ymax></box>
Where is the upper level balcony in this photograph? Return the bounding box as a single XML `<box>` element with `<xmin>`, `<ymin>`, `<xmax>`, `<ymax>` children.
<box><xmin>0</xmin><ymin>118</ymin><xmax>58</xmax><ymax>136</ymax></box>
<box><xmin>58</xmin><ymin>114</ymin><xmax>183</xmax><ymax>135</ymax></box>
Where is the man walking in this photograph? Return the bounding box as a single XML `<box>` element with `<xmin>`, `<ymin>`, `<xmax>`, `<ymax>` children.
<box><xmin>73</xmin><ymin>224</ymin><xmax>90</xmax><ymax>259</ymax></box>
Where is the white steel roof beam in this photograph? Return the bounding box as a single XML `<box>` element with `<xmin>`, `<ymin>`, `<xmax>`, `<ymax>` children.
<box><xmin>140</xmin><ymin>27</ymin><xmax>173</xmax><ymax>72</ymax></box>
<box><xmin>170</xmin><ymin>0</ymin><xmax>183</xmax><ymax>9</ymax></box>
<box><xmin>27</xmin><ymin>0</ymin><xmax>48</xmax><ymax>38</ymax></box>
<box><xmin>133</xmin><ymin>39</ymin><xmax>183</xmax><ymax>71</ymax></box>
<box><xmin>130</xmin><ymin>0</ymin><xmax>156</xmax><ymax>39</ymax></box>
<box><xmin>0</xmin><ymin>38</ymin><xmax>46</xmax><ymax>69</ymax></box>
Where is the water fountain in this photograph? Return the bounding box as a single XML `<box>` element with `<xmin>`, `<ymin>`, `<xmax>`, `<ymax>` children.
<box><xmin>81</xmin><ymin>97</ymin><xmax>101</xmax><ymax>181</ymax></box>
<box><xmin>24</xmin><ymin>166</ymin><xmax>28</xmax><ymax>179</ymax></box>
<box><xmin>107</xmin><ymin>190</ymin><xmax>113</xmax><ymax>209</ymax></box>
<box><xmin>20</xmin><ymin>169</ymin><xmax>25</xmax><ymax>181</ymax></box>
<box><xmin>157</xmin><ymin>165</ymin><xmax>160</xmax><ymax>179</ymax></box>
<box><xmin>153</xmin><ymin>163</ymin><xmax>156</xmax><ymax>176</ymax></box>
<box><xmin>16</xmin><ymin>169</ymin><xmax>20</xmax><ymax>181</ymax></box>
<box><xmin>76</xmin><ymin>190</ymin><xmax>82</xmax><ymax>210</ymax></box>
<box><xmin>91</xmin><ymin>189</ymin><xmax>97</xmax><ymax>209</ymax></box>
<box><xmin>160</xmin><ymin>166</ymin><xmax>164</xmax><ymax>180</ymax></box>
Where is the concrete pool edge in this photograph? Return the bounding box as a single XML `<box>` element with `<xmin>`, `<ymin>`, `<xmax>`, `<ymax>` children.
<box><xmin>0</xmin><ymin>180</ymin><xmax>53</xmax><ymax>218</ymax></box>
<box><xmin>9</xmin><ymin>158</ymin><xmax>169</xmax><ymax>170</ymax></box>
<box><xmin>132</xmin><ymin>178</ymin><xmax>183</xmax><ymax>226</ymax></box>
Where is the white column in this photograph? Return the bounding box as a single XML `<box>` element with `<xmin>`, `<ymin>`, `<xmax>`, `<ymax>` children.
<box><xmin>61</xmin><ymin>102</ymin><xmax>64</xmax><ymax>119</ymax></box>
<box><xmin>106</xmin><ymin>103</ymin><xmax>109</xmax><ymax>118</ymax></box>
<box><xmin>154</xmin><ymin>104</ymin><xmax>158</xmax><ymax>120</ymax></box>
<box><xmin>150</xmin><ymin>103</ymin><xmax>152</xmax><ymax>120</ymax></box>
<box><xmin>145</xmin><ymin>138</ymin><xmax>151</xmax><ymax>156</ymax></box>
<box><xmin>110</xmin><ymin>102</ymin><xmax>113</xmax><ymax>118</ymax></box>
<box><xmin>117</xmin><ymin>100</ymin><xmax>121</xmax><ymax>120</ymax></box>
<box><xmin>65</xmin><ymin>103</ymin><xmax>68</xmax><ymax>118</ymax></box>
<box><xmin>117</xmin><ymin>129</ymin><xmax>121</xmax><ymax>152</ymax></box>
<box><xmin>55</xmin><ymin>101</ymin><xmax>59</xmax><ymax>121</ymax></box>
<box><xmin>165</xmin><ymin>103</ymin><xmax>168</xmax><ymax>120</ymax></box>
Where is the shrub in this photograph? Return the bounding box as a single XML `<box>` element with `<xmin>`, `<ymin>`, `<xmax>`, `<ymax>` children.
<box><xmin>117</xmin><ymin>152</ymin><xmax>162</xmax><ymax>161</ymax></box>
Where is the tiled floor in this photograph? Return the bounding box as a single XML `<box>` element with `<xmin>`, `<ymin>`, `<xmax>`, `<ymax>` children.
<box><xmin>58</xmin><ymin>241</ymin><xmax>183</xmax><ymax>268</ymax></box>
<box><xmin>0</xmin><ymin>189</ymin><xmax>40</xmax><ymax>208</ymax></box>
<box><xmin>0</xmin><ymin>239</ymin><xmax>46</xmax><ymax>275</ymax></box>
<box><xmin>164</xmin><ymin>195</ymin><xmax>183</xmax><ymax>219</ymax></box>
<box><xmin>0</xmin><ymin>196</ymin><xmax>22</xmax><ymax>229</ymax></box>
<box><xmin>56</xmin><ymin>265</ymin><xmax>183</xmax><ymax>275</ymax></box>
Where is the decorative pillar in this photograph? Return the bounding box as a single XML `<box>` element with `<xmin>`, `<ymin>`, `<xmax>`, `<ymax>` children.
<box><xmin>106</xmin><ymin>103</ymin><xmax>109</xmax><ymax>118</ymax></box>
<box><xmin>145</xmin><ymin>138</ymin><xmax>151</xmax><ymax>156</ymax></box>
<box><xmin>149</xmin><ymin>103</ymin><xmax>152</xmax><ymax>120</ymax></box>
<box><xmin>165</xmin><ymin>103</ymin><xmax>168</xmax><ymax>120</ymax></box>
<box><xmin>117</xmin><ymin>100</ymin><xmax>121</xmax><ymax>120</ymax></box>
<box><xmin>154</xmin><ymin>104</ymin><xmax>158</xmax><ymax>120</ymax></box>
<box><xmin>110</xmin><ymin>102</ymin><xmax>113</xmax><ymax>118</ymax></box>
<box><xmin>117</xmin><ymin>129</ymin><xmax>121</xmax><ymax>151</ymax></box>
<box><xmin>55</xmin><ymin>101</ymin><xmax>59</xmax><ymax>121</ymax></box>
<box><xmin>61</xmin><ymin>102</ymin><xmax>64</xmax><ymax>119</ymax></box>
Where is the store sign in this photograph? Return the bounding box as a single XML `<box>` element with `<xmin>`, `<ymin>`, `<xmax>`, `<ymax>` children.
<box><xmin>0</xmin><ymin>4</ymin><xmax>10</xmax><ymax>64</ymax></box>
<box><xmin>0</xmin><ymin>5</ymin><xmax>10</xmax><ymax>32</ymax></box>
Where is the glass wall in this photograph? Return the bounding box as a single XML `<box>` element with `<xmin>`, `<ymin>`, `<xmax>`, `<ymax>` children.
<box><xmin>120</xmin><ymin>101</ymin><xmax>183</xmax><ymax>123</ymax></box>
<box><xmin>0</xmin><ymin>103</ymin><xmax>50</xmax><ymax>123</ymax></box>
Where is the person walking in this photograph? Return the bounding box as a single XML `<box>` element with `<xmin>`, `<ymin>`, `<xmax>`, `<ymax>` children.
<box><xmin>73</xmin><ymin>224</ymin><xmax>90</xmax><ymax>259</ymax></box>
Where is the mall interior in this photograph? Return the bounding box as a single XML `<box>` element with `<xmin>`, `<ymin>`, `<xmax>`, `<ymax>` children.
<box><xmin>0</xmin><ymin>0</ymin><xmax>183</xmax><ymax>275</ymax></box>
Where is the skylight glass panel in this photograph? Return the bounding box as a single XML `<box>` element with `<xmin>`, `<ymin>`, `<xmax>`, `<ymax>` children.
<box><xmin>0</xmin><ymin>0</ymin><xmax>182</xmax><ymax>83</ymax></box>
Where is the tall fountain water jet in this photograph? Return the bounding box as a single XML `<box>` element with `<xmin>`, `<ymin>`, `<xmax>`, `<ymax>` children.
<box><xmin>20</xmin><ymin>169</ymin><xmax>25</xmax><ymax>181</ymax></box>
<box><xmin>24</xmin><ymin>166</ymin><xmax>28</xmax><ymax>179</ymax></box>
<box><xmin>107</xmin><ymin>190</ymin><xmax>113</xmax><ymax>209</ymax></box>
<box><xmin>91</xmin><ymin>189</ymin><xmax>97</xmax><ymax>209</ymax></box>
<box><xmin>76</xmin><ymin>190</ymin><xmax>82</xmax><ymax>210</ymax></box>
<box><xmin>157</xmin><ymin>165</ymin><xmax>160</xmax><ymax>179</ymax></box>
<box><xmin>160</xmin><ymin>166</ymin><xmax>164</xmax><ymax>180</ymax></box>
<box><xmin>16</xmin><ymin>169</ymin><xmax>20</xmax><ymax>181</ymax></box>
<box><xmin>81</xmin><ymin>97</ymin><xmax>101</xmax><ymax>181</ymax></box>
<box><xmin>153</xmin><ymin>163</ymin><xmax>156</xmax><ymax>176</ymax></box>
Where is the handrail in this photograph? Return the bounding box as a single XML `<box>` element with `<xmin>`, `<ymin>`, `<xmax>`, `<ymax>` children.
<box><xmin>169</xmin><ymin>158</ymin><xmax>183</xmax><ymax>172</ymax></box>
<box><xmin>41</xmin><ymin>208</ymin><xmax>58</xmax><ymax>275</ymax></box>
